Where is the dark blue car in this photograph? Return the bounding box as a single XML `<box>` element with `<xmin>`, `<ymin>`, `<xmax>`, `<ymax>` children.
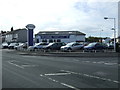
<box><xmin>84</xmin><ymin>42</ymin><xmax>108</xmax><ymax>51</ymax></box>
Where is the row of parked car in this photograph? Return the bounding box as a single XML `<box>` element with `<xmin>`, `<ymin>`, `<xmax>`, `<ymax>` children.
<box><xmin>2</xmin><ymin>41</ymin><xmax>114</xmax><ymax>52</ymax></box>
<box><xmin>2</xmin><ymin>42</ymin><xmax>27</xmax><ymax>50</ymax></box>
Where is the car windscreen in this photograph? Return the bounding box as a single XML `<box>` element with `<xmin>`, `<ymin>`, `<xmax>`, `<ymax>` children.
<box><xmin>19</xmin><ymin>43</ymin><xmax>24</xmax><ymax>46</ymax></box>
<box><xmin>40</xmin><ymin>43</ymin><xmax>48</xmax><ymax>45</ymax></box>
<box><xmin>2</xmin><ymin>43</ymin><xmax>8</xmax><ymax>45</ymax></box>
<box><xmin>47</xmin><ymin>43</ymin><xmax>54</xmax><ymax>46</ymax></box>
<box><xmin>9</xmin><ymin>43</ymin><xmax>17</xmax><ymax>45</ymax></box>
<box><xmin>87</xmin><ymin>43</ymin><xmax>96</xmax><ymax>47</ymax></box>
<box><xmin>66</xmin><ymin>42</ymin><xmax>75</xmax><ymax>46</ymax></box>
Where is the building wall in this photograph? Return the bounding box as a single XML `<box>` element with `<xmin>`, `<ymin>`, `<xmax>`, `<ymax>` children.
<box><xmin>17</xmin><ymin>29</ymin><xmax>27</xmax><ymax>43</ymax></box>
<box><xmin>61</xmin><ymin>35</ymin><xmax>85</xmax><ymax>43</ymax></box>
<box><xmin>35</xmin><ymin>34</ymin><xmax>85</xmax><ymax>43</ymax></box>
<box><xmin>5</xmin><ymin>29</ymin><xmax>27</xmax><ymax>43</ymax></box>
<box><xmin>0</xmin><ymin>34</ymin><xmax>6</xmax><ymax>43</ymax></box>
<box><xmin>5</xmin><ymin>34</ymin><xmax>12</xmax><ymax>42</ymax></box>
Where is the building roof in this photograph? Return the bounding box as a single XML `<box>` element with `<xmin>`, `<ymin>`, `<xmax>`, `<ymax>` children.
<box><xmin>6</xmin><ymin>28</ymin><xmax>27</xmax><ymax>35</ymax></box>
<box><xmin>36</xmin><ymin>31</ymin><xmax>86</xmax><ymax>35</ymax></box>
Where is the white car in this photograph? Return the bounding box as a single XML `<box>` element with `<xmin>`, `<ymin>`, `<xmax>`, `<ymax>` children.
<box><xmin>61</xmin><ymin>42</ymin><xmax>84</xmax><ymax>51</ymax></box>
<box><xmin>8</xmin><ymin>43</ymin><xmax>18</xmax><ymax>49</ymax></box>
<box><xmin>14</xmin><ymin>43</ymin><xmax>24</xmax><ymax>50</ymax></box>
<box><xmin>28</xmin><ymin>42</ymin><xmax>48</xmax><ymax>51</ymax></box>
<box><xmin>2</xmin><ymin>42</ymin><xmax>9</xmax><ymax>49</ymax></box>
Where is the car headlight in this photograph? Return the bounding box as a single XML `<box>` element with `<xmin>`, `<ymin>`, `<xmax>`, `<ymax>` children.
<box><xmin>62</xmin><ymin>47</ymin><xmax>69</xmax><ymax>50</ymax></box>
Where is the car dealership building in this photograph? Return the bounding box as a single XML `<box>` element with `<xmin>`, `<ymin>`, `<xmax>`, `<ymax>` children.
<box><xmin>35</xmin><ymin>31</ymin><xmax>86</xmax><ymax>43</ymax></box>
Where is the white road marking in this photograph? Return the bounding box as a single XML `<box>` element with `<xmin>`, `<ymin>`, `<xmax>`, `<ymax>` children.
<box><xmin>82</xmin><ymin>61</ymin><xmax>118</xmax><ymax>66</ymax></box>
<box><xmin>40</xmin><ymin>74</ymin><xmax>80</xmax><ymax>90</ymax></box>
<box><xmin>7</xmin><ymin>60</ymin><xmax>38</xmax><ymax>68</ymax></box>
<box><xmin>44</xmin><ymin>73</ymin><xmax>71</xmax><ymax>76</ymax></box>
<box><xmin>82</xmin><ymin>61</ymin><xmax>90</xmax><ymax>63</ymax></box>
<box><xmin>10</xmin><ymin>60</ymin><xmax>19</xmax><ymax>62</ymax></box>
<box><xmin>92</xmin><ymin>62</ymin><xmax>97</xmax><ymax>63</ymax></box>
<box><xmin>21</xmin><ymin>65</ymin><xmax>38</xmax><ymax>67</ymax></box>
<box><xmin>97</xmin><ymin>61</ymin><xmax>105</xmax><ymax>64</ymax></box>
<box><xmin>8</xmin><ymin>61</ymin><xmax>24</xmax><ymax>69</ymax></box>
<box><xmin>104</xmin><ymin>63</ymin><xmax>117</xmax><ymax>65</ymax></box>
<box><xmin>22</xmin><ymin>56</ymin><xmax>37</xmax><ymax>58</ymax></box>
<box><xmin>60</xmin><ymin>70</ymin><xmax>119</xmax><ymax>84</ymax></box>
<box><xmin>60</xmin><ymin>83</ymin><xmax>80</xmax><ymax>90</ymax></box>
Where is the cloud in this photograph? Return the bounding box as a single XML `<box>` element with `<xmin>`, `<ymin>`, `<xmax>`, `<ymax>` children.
<box><xmin>0</xmin><ymin>0</ymin><xmax>118</xmax><ymax>38</ymax></box>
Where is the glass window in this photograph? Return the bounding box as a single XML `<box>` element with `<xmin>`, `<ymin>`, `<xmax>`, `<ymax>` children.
<box><xmin>57</xmin><ymin>39</ymin><xmax>61</xmax><ymax>42</ymax></box>
<box><xmin>54</xmin><ymin>39</ymin><xmax>56</xmax><ymax>42</ymax></box>
<box><xmin>42</xmin><ymin>39</ymin><xmax>47</xmax><ymax>42</ymax></box>
<box><xmin>74</xmin><ymin>43</ymin><xmax>80</xmax><ymax>46</ymax></box>
<box><xmin>36</xmin><ymin>39</ymin><xmax>39</xmax><ymax>43</ymax></box>
<box><xmin>49</xmin><ymin>39</ymin><xmax>53</xmax><ymax>43</ymax></box>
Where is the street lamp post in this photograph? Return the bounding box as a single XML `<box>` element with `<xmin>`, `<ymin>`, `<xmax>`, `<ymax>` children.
<box><xmin>100</xmin><ymin>30</ymin><xmax>103</xmax><ymax>43</ymax></box>
<box><xmin>104</xmin><ymin>17</ymin><xmax>116</xmax><ymax>52</ymax></box>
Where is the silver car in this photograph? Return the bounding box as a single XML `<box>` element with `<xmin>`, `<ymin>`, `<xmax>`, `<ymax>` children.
<box><xmin>61</xmin><ymin>42</ymin><xmax>83</xmax><ymax>51</ymax></box>
<box><xmin>28</xmin><ymin>42</ymin><xmax>48</xmax><ymax>51</ymax></box>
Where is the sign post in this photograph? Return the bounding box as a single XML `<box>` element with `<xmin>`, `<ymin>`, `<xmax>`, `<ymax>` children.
<box><xmin>26</xmin><ymin>24</ymin><xmax>35</xmax><ymax>46</ymax></box>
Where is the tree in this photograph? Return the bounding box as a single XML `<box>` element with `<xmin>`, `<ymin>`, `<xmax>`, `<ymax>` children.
<box><xmin>1</xmin><ymin>30</ymin><xmax>6</xmax><ymax>34</ymax></box>
<box><xmin>11</xmin><ymin>27</ymin><xmax>13</xmax><ymax>31</ymax></box>
<box><xmin>86</xmin><ymin>36</ymin><xmax>102</xmax><ymax>42</ymax></box>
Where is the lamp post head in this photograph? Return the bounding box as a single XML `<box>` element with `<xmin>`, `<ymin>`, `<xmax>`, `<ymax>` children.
<box><xmin>104</xmin><ymin>17</ymin><xmax>108</xmax><ymax>19</ymax></box>
<box><xmin>111</xmin><ymin>28</ymin><xmax>115</xmax><ymax>30</ymax></box>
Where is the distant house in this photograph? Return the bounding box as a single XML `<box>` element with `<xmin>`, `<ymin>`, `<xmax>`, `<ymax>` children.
<box><xmin>0</xmin><ymin>31</ymin><xmax>7</xmax><ymax>43</ymax></box>
<box><xmin>117</xmin><ymin>36</ymin><xmax>120</xmax><ymax>43</ymax></box>
<box><xmin>0</xmin><ymin>33</ymin><xmax>2</xmax><ymax>43</ymax></box>
<box><xmin>1</xmin><ymin>34</ymin><xmax>6</xmax><ymax>43</ymax></box>
<box><xmin>102</xmin><ymin>38</ymin><xmax>111</xmax><ymax>44</ymax></box>
<box><xmin>35</xmin><ymin>31</ymin><xmax>86</xmax><ymax>43</ymax></box>
<box><xmin>5</xmin><ymin>28</ymin><xmax>27</xmax><ymax>43</ymax></box>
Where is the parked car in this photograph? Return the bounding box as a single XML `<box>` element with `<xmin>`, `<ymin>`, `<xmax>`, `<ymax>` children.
<box><xmin>8</xmin><ymin>43</ymin><xmax>19</xmax><ymax>49</ymax></box>
<box><xmin>42</xmin><ymin>42</ymin><xmax>66</xmax><ymax>50</ymax></box>
<box><xmin>14</xmin><ymin>43</ymin><xmax>24</xmax><ymax>50</ymax></box>
<box><xmin>22</xmin><ymin>42</ymin><xmax>28</xmax><ymax>49</ymax></box>
<box><xmin>2</xmin><ymin>42</ymin><xmax>9</xmax><ymax>49</ymax></box>
<box><xmin>107</xmin><ymin>43</ymin><xmax>114</xmax><ymax>49</ymax></box>
<box><xmin>28</xmin><ymin>42</ymin><xmax>48</xmax><ymax>51</ymax></box>
<box><xmin>61</xmin><ymin>42</ymin><xmax>84</xmax><ymax>51</ymax></box>
<box><xmin>84</xmin><ymin>42</ymin><xmax>108</xmax><ymax>51</ymax></box>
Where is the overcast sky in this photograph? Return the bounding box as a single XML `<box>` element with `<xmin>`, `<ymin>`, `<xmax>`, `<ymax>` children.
<box><xmin>0</xmin><ymin>0</ymin><xmax>119</xmax><ymax>37</ymax></box>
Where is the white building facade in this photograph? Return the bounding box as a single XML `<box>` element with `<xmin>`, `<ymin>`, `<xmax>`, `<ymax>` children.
<box><xmin>35</xmin><ymin>31</ymin><xmax>86</xmax><ymax>43</ymax></box>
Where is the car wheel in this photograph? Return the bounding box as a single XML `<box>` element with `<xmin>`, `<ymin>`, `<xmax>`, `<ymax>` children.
<box><xmin>34</xmin><ymin>47</ymin><xmax>38</xmax><ymax>51</ymax></box>
<box><xmin>67</xmin><ymin>48</ymin><xmax>72</xmax><ymax>52</ymax></box>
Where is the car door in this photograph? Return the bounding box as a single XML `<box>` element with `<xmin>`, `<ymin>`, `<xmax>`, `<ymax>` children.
<box><xmin>72</xmin><ymin>43</ymin><xmax>80</xmax><ymax>50</ymax></box>
<box><xmin>95</xmin><ymin>43</ymin><xmax>102</xmax><ymax>50</ymax></box>
<box><xmin>56</xmin><ymin>43</ymin><xmax>62</xmax><ymax>50</ymax></box>
<box><xmin>51</xmin><ymin>43</ymin><xmax>57</xmax><ymax>50</ymax></box>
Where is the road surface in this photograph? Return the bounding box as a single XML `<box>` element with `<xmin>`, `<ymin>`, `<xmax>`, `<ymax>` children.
<box><xmin>2</xmin><ymin>49</ymin><xmax>119</xmax><ymax>89</ymax></box>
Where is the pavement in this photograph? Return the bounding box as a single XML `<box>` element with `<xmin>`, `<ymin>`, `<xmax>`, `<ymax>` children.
<box><xmin>17</xmin><ymin>49</ymin><xmax>119</xmax><ymax>57</ymax></box>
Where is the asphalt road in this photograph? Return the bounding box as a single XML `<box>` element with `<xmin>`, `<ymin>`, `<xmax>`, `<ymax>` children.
<box><xmin>2</xmin><ymin>49</ymin><xmax>119</xmax><ymax>89</ymax></box>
